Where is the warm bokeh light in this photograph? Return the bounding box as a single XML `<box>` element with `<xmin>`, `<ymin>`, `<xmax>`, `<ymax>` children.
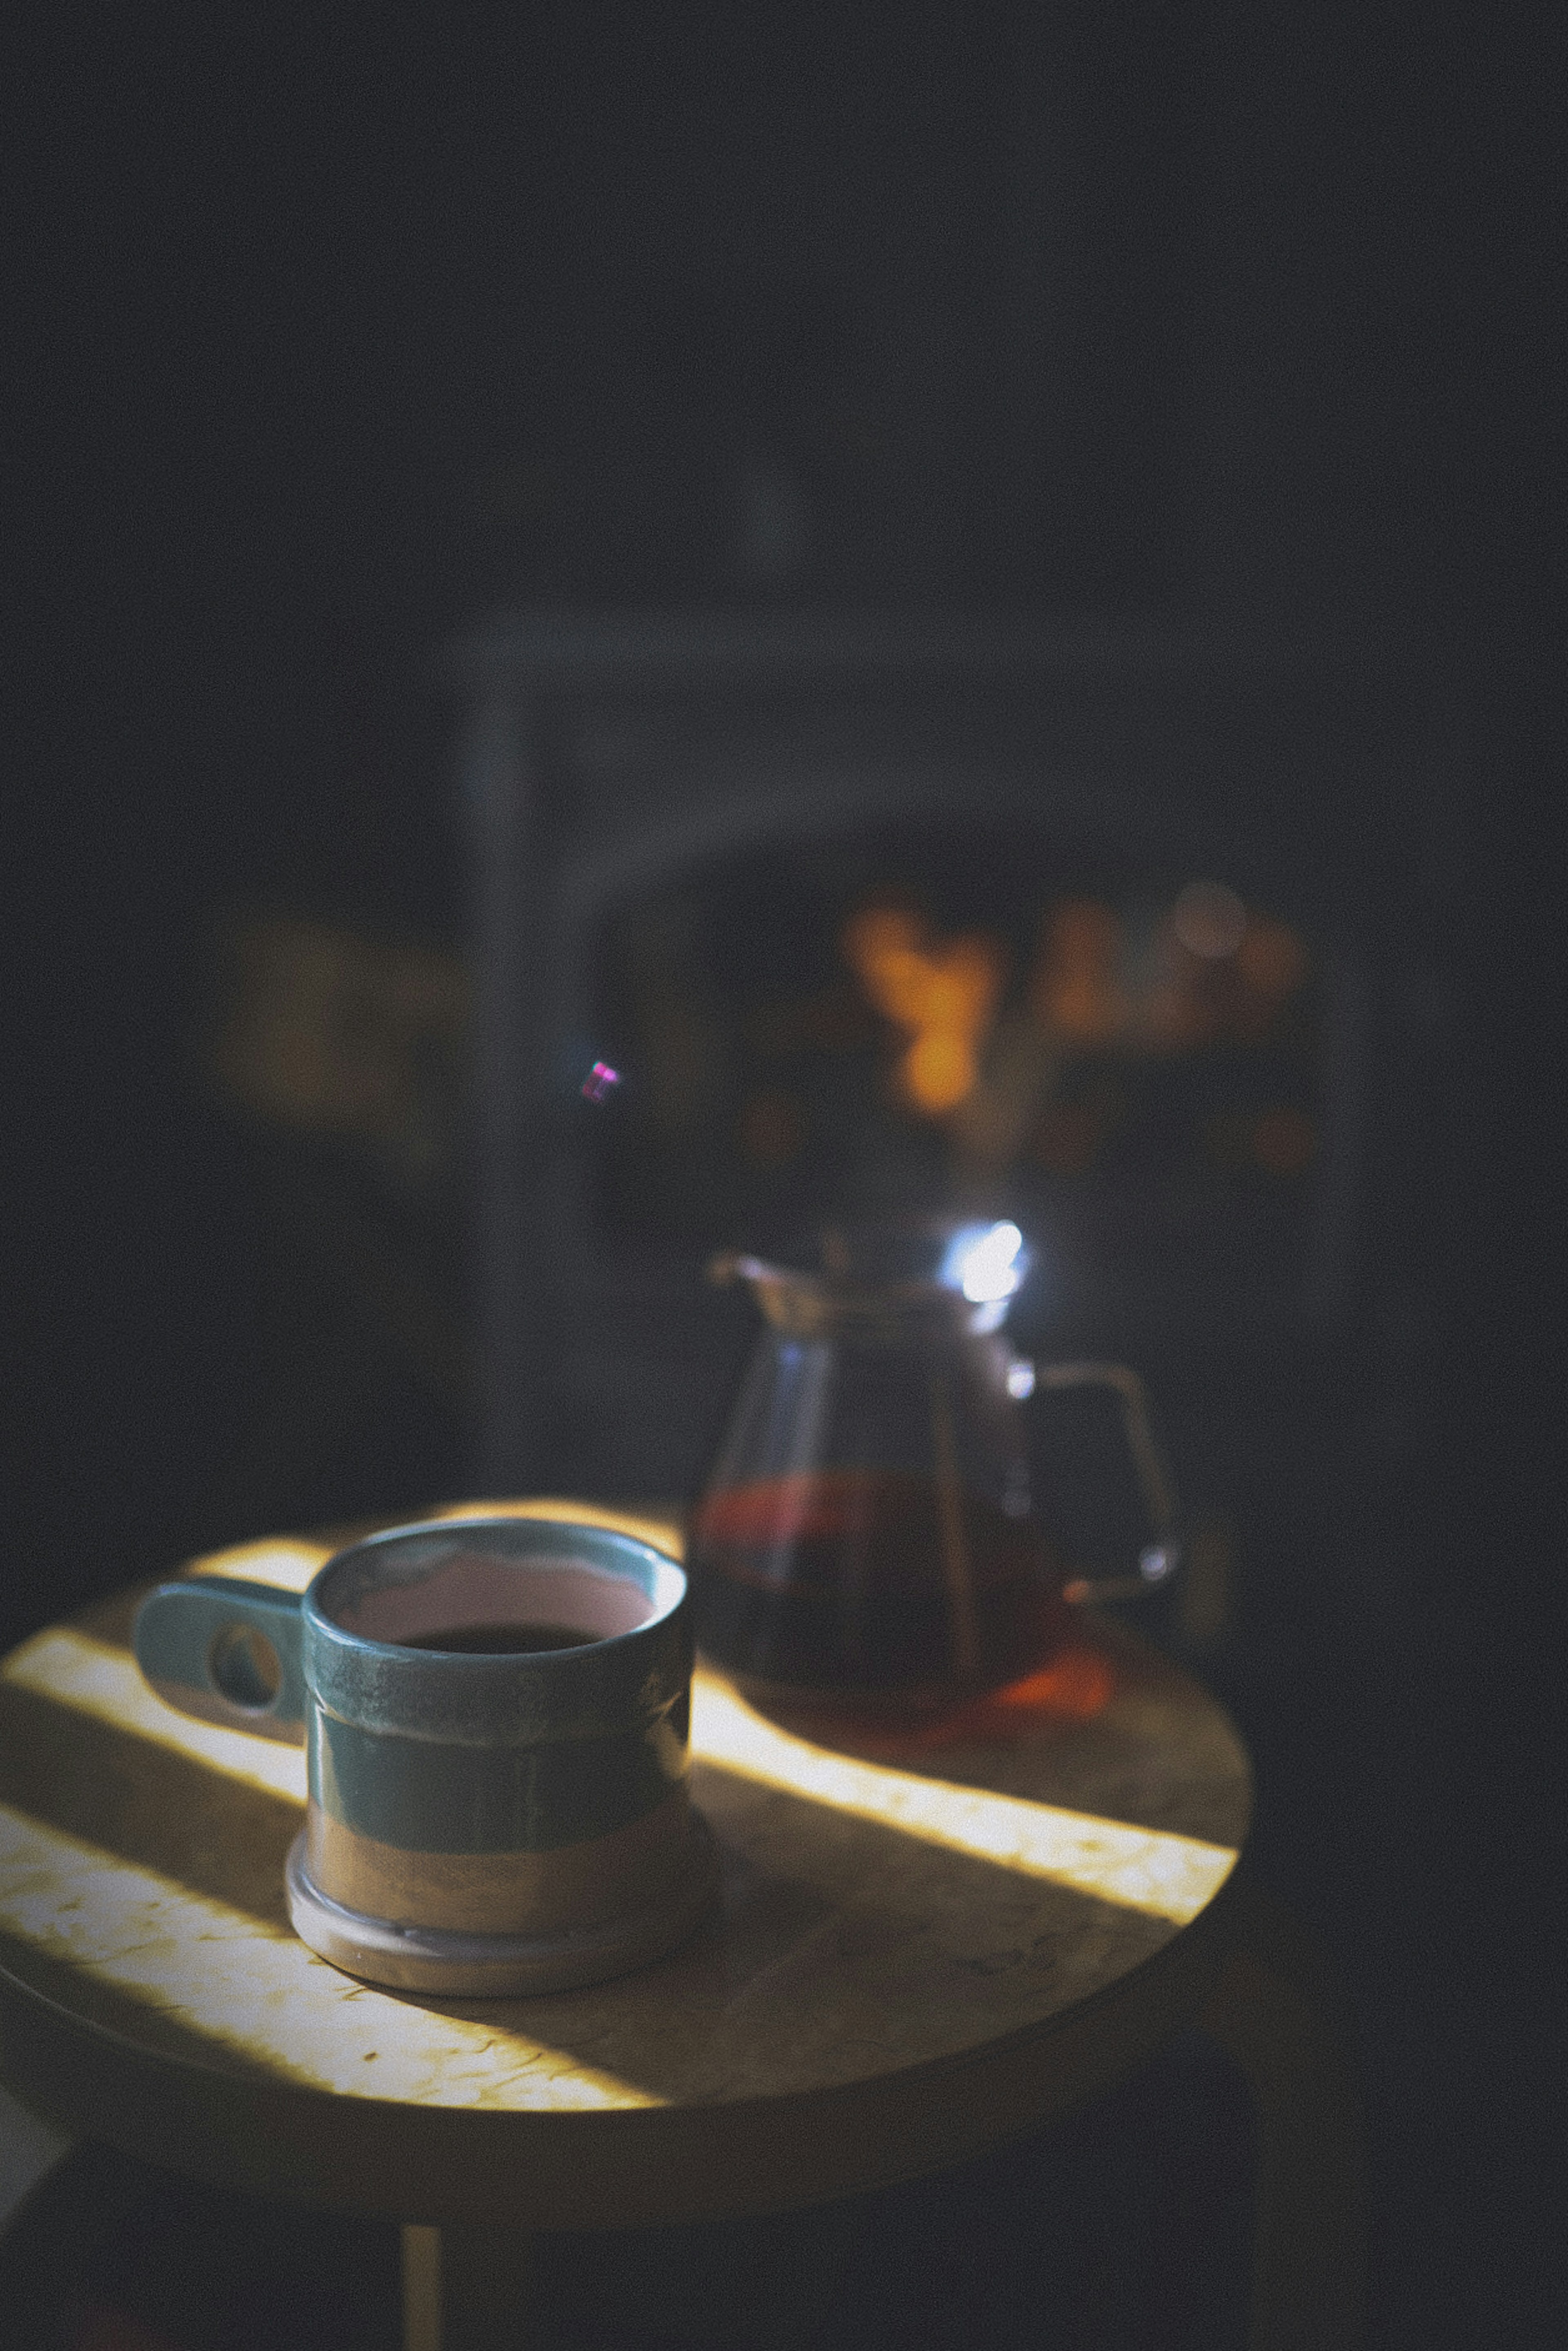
<box><xmin>1029</xmin><ymin>893</ymin><xmax>1308</xmax><ymax>1058</ymax></box>
<box><xmin>1171</xmin><ymin>880</ymin><xmax>1248</xmax><ymax>960</ymax></box>
<box><xmin>209</xmin><ymin>915</ymin><xmax>468</xmax><ymax>1148</ymax></box>
<box><xmin>1143</xmin><ymin>937</ymin><xmax>1218</xmax><ymax>1047</ymax></box>
<box><xmin>690</xmin><ymin>1670</ymin><xmax>1236</xmax><ymax>1924</ymax></box>
<box><xmin>1031</xmin><ymin>900</ymin><xmax>1126</xmax><ymax>1043</ymax></box>
<box><xmin>1236</xmin><ymin>915</ymin><xmax>1308</xmax><ymax>1000</ymax></box>
<box><xmin>3</xmin><ymin>1630</ymin><xmax>309</xmax><ymax>1801</ymax></box>
<box><xmin>842</xmin><ymin>907</ymin><xmax>1006</xmax><ymax>1114</ymax></box>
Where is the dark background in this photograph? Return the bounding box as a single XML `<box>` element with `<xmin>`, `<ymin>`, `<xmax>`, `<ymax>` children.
<box><xmin>6</xmin><ymin>7</ymin><xmax>1561</xmax><ymax>2345</ymax></box>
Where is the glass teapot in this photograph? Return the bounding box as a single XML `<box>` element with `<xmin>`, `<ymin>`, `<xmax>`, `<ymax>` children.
<box><xmin>689</xmin><ymin>1221</ymin><xmax>1179</xmax><ymax>1717</ymax></box>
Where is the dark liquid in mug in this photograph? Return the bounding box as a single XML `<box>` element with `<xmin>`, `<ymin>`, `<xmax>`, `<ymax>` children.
<box><xmin>397</xmin><ymin>1623</ymin><xmax>599</xmax><ymax>1654</ymax></box>
<box><xmin>690</xmin><ymin>1467</ymin><xmax>1067</xmax><ymax>1703</ymax></box>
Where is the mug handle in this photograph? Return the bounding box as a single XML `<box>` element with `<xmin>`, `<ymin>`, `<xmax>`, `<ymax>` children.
<box><xmin>1023</xmin><ymin>1361</ymin><xmax>1183</xmax><ymax>1606</ymax></box>
<box><xmin>133</xmin><ymin>1576</ymin><xmax>308</xmax><ymax>1745</ymax></box>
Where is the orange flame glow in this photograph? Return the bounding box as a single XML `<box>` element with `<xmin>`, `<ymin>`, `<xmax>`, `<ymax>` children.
<box><xmin>843</xmin><ymin>908</ymin><xmax>1006</xmax><ymax>1115</ymax></box>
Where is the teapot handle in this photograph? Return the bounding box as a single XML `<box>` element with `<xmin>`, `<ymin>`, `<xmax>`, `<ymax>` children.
<box><xmin>1022</xmin><ymin>1361</ymin><xmax>1182</xmax><ymax>1605</ymax></box>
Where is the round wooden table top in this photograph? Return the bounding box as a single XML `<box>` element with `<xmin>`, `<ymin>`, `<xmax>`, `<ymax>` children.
<box><xmin>0</xmin><ymin>1501</ymin><xmax>1251</xmax><ymax>2230</ymax></box>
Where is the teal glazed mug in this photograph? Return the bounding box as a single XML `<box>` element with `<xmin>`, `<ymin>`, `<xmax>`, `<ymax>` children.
<box><xmin>133</xmin><ymin>1517</ymin><xmax>719</xmax><ymax>1995</ymax></box>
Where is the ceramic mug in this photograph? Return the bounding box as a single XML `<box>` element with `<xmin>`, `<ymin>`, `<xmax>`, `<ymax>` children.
<box><xmin>133</xmin><ymin>1516</ymin><xmax>719</xmax><ymax>1995</ymax></box>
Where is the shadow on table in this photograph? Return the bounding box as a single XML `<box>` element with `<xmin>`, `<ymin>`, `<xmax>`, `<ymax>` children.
<box><xmin>0</xmin><ymin>2030</ymin><xmax>1254</xmax><ymax>2351</ymax></box>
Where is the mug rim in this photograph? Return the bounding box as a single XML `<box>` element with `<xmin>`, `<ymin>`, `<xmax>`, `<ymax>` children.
<box><xmin>301</xmin><ymin>1515</ymin><xmax>693</xmax><ymax>1746</ymax></box>
<box><xmin>305</xmin><ymin>1512</ymin><xmax>688</xmax><ymax>1661</ymax></box>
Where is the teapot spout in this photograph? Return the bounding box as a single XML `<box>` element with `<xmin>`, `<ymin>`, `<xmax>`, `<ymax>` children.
<box><xmin>706</xmin><ymin>1250</ymin><xmax>777</xmax><ymax>1289</ymax></box>
<box><xmin>706</xmin><ymin>1249</ymin><xmax>839</xmax><ymax>1337</ymax></box>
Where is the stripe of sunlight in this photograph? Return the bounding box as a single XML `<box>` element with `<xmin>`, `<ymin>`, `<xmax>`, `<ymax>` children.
<box><xmin>425</xmin><ymin>1500</ymin><xmax>685</xmax><ymax>1557</ymax></box>
<box><xmin>690</xmin><ymin>1670</ymin><xmax>1237</xmax><ymax>1926</ymax></box>
<box><xmin>181</xmin><ymin>1538</ymin><xmax>334</xmax><ymax>1593</ymax></box>
<box><xmin>0</xmin><ymin>1499</ymin><xmax>682</xmax><ymax>1807</ymax></box>
<box><xmin>7</xmin><ymin>1637</ymin><xmax>1238</xmax><ymax>1927</ymax></box>
<box><xmin>3</xmin><ymin>1631</ymin><xmax>307</xmax><ymax>1803</ymax></box>
<box><xmin>0</xmin><ymin>1802</ymin><xmax>659</xmax><ymax>2111</ymax></box>
<box><xmin>180</xmin><ymin>1512</ymin><xmax>684</xmax><ymax>1588</ymax></box>
<box><xmin>0</xmin><ymin>1517</ymin><xmax>683</xmax><ymax>1805</ymax></box>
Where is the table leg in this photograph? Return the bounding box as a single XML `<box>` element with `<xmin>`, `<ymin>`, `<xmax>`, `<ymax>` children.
<box><xmin>402</xmin><ymin>2225</ymin><xmax>442</xmax><ymax>2351</ymax></box>
<box><xmin>403</xmin><ymin>2222</ymin><xmax>535</xmax><ymax>2350</ymax></box>
<box><xmin>0</xmin><ymin>2082</ymin><xmax>74</xmax><ymax>2236</ymax></box>
<box><xmin>1198</xmin><ymin>1883</ymin><xmax>1368</xmax><ymax>2351</ymax></box>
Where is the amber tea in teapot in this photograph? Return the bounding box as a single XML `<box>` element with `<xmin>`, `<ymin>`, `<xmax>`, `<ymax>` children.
<box><xmin>692</xmin><ymin>1465</ymin><xmax>1069</xmax><ymax>1706</ymax></box>
<box><xmin>690</xmin><ymin>1222</ymin><xmax>1178</xmax><ymax>1718</ymax></box>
